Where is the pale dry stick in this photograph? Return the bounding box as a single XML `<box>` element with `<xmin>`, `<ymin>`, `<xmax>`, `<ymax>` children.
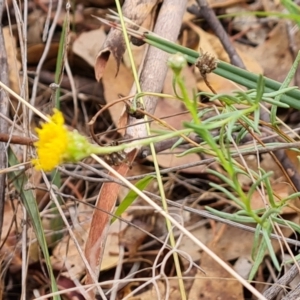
<box><xmin>35</xmin><ymin>277</ymin><xmax>163</xmax><ymax>300</ymax></box>
<box><xmin>123</xmin><ymin>1</ymin><xmax>188</xmax><ymax>298</ymax></box>
<box><xmin>21</xmin><ymin>206</ymin><xmax>28</xmax><ymax>300</ymax></box>
<box><xmin>29</xmin><ymin>0</ymin><xmax>63</xmax><ymax>122</ymax></box>
<box><xmin>0</xmin><ymin>162</ymin><xmax>27</xmax><ymax>174</ymax></box>
<box><xmin>12</xmin><ymin>0</ymin><xmax>28</xmax><ymax>99</ymax></box>
<box><xmin>0</xmin><ymin>0</ymin><xmax>9</xmax><ymax>240</ymax></box>
<box><xmin>231</xmin><ymin>137</ymin><xmax>268</xmax><ymax>205</ymax></box>
<box><xmin>65</xmin><ymin>58</ymin><xmax>78</xmax><ymax>127</ymax></box>
<box><xmin>125</xmin><ymin>0</ymin><xmax>187</xmax><ymax>140</ymax></box>
<box><xmin>21</xmin><ymin>0</ymin><xmax>29</xmax><ymax>114</ymax></box>
<box><xmin>282</xmin><ymin>282</ymin><xmax>300</xmax><ymax>300</ymax></box>
<box><xmin>42</xmin><ymin>0</ymin><xmax>53</xmax><ymax>42</ymax></box>
<box><xmin>0</xmin><ymin>81</ymin><xmax>49</xmax><ymax>122</ymax></box>
<box><xmin>109</xmin><ymin>245</ymin><xmax>125</xmax><ymax>300</ymax></box>
<box><xmin>12</xmin><ymin>2</ymin><xmax>29</xmax><ymax>298</ymax></box>
<box><xmin>152</xmin><ymin>231</ymin><xmax>173</xmax><ymax>300</ymax></box>
<box><xmin>40</xmin><ymin>172</ymin><xmax>106</xmax><ymax>300</ymax></box>
<box><xmin>12</xmin><ymin>0</ymin><xmax>30</xmax><ymax>145</ymax></box>
<box><xmin>273</xmin><ymin>221</ymin><xmax>300</xmax><ymax>273</ymax></box>
<box><xmin>263</xmin><ymin>261</ymin><xmax>300</xmax><ymax>299</ymax></box>
<box><xmin>90</xmin><ymin>153</ymin><xmax>268</xmax><ymax>300</ymax></box>
<box><xmin>122</xmin><ymin>232</ymin><xmax>172</xmax><ymax>300</ymax></box>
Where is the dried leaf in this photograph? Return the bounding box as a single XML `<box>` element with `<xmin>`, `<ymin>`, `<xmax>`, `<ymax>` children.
<box><xmin>188</xmin><ymin>266</ymin><xmax>244</xmax><ymax>300</ymax></box>
<box><xmin>147</xmin><ymin>67</ymin><xmax>208</xmax><ymax>173</ymax></box>
<box><xmin>84</xmin><ymin>150</ymin><xmax>137</xmax><ymax>297</ymax></box>
<box><xmin>250</xmin><ymin>21</ymin><xmax>298</xmax><ymax>83</ymax></box>
<box><xmin>119</xmin><ymin>218</ymin><xmax>154</xmax><ymax>256</ymax></box>
<box><xmin>94</xmin><ymin>0</ymin><xmax>159</xmax><ymax>81</ymax></box>
<box><xmin>102</xmin><ymin>55</ymin><xmax>133</xmax><ymax>126</ymax></box>
<box><xmin>72</xmin><ymin>28</ymin><xmax>107</xmax><ymax>67</ymax></box>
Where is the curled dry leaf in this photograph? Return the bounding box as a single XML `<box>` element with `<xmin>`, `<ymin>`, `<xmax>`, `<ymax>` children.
<box><xmin>72</xmin><ymin>28</ymin><xmax>107</xmax><ymax>67</ymax></box>
<box><xmin>94</xmin><ymin>0</ymin><xmax>159</xmax><ymax>81</ymax></box>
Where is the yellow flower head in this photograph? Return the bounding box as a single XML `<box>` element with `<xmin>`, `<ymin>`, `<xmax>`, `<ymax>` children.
<box><xmin>32</xmin><ymin>109</ymin><xmax>69</xmax><ymax>171</ymax></box>
<box><xmin>32</xmin><ymin>109</ymin><xmax>98</xmax><ymax>172</ymax></box>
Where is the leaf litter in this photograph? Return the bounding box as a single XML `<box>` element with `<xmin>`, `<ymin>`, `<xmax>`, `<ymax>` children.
<box><xmin>2</xmin><ymin>0</ymin><xmax>300</xmax><ymax>299</ymax></box>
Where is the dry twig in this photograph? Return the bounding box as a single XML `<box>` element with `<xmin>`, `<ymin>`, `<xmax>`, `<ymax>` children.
<box><xmin>263</xmin><ymin>261</ymin><xmax>300</xmax><ymax>300</ymax></box>
<box><xmin>188</xmin><ymin>0</ymin><xmax>245</xmax><ymax>68</ymax></box>
<box><xmin>84</xmin><ymin>0</ymin><xmax>188</xmax><ymax>295</ymax></box>
<box><xmin>0</xmin><ymin>1</ymin><xmax>10</xmax><ymax>238</ymax></box>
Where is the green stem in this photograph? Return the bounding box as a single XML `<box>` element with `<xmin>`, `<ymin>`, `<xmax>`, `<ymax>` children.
<box><xmin>90</xmin><ymin>128</ymin><xmax>192</xmax><ymax>156</ymax></box>
<box><xmin>144</xmin><ymin>33</ymin><xmax>300</xmax><ymax>110</ymax></box>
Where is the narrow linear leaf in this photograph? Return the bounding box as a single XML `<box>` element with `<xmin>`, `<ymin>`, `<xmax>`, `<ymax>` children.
<box><xmin>8</xmin><ymin>148</ymin><xmax>60</xmax><ymax>300</ymax></box>
<box><xmin>111</xmin><ymin>175</ymin><xmax>154</xmax><ymax>224</ymax></box>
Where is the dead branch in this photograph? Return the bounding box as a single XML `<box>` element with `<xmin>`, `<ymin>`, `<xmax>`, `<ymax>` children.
<box><xmin>282</xmin><ymin>282</ymin><xmax>300</xmax><ymax>300</ymax></box>
<box><xmin>125</xmin><ymin>0</ymin><xmax>188</xmax><ymax>141</ymax></box>
<box><xmin>0</xmin><ymin>1</ymin><xmax>10</xmax><ymax>239</ymax></box>
<box><xmin>263</xmin><ymin>261</ymin><xmax>300</xmax><ymax>300</ymax></box>
<box><xmin>188</xmin><ymin>0</ymin><xmax>245</xmax><ymax>69</ymax></box>
<box><xmin>85</xmin><ymin>0</ymin><xmax>188</xmax><ymax>296</ymax></box>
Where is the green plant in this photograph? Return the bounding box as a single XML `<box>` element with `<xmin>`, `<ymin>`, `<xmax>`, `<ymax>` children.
<box><xmin>167</xmin><ymin>52</ymin><xmax>300</xmax><ymax>279</ymax></box>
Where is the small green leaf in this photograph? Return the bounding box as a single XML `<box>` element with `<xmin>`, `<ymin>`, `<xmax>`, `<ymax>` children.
<box><xmin>111</xmin><ymin>176</ymin><xmax>154</xmax><ymax>224</ymax></box>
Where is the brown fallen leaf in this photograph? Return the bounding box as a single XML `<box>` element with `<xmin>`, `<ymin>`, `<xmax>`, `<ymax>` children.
<box><xmin>84</xmin><ymin>150</ymin><xmax>137</xmax><ymax>297</ymax></box>
<box><xmin>72</xmin><ymin>28</ymin><xmax>107</xmax><ymax>67</ymax></box>
<box><xmin>250</xmin><ymin>182</ymin><xmax>295</xmax><ymax>214</ymax></box>
<box><xmin>249</xmin><ymin>21</ymin><xmax>298</xmax><ymax>83</ymax></box>
<box><xmin>94</xmin><ymin>0</ymin><xmax>159</xmax><ymax>81</ymax></box>
<box><xmin>102</xmin><ymin>55</ymin><xmax>134</xmax><ymax>126</ymax></box>
<box><xmin>0</xmin><ymin>200</ymin><xmax>23</xmax><ymax>269</ymax></box>
<box><xmin>85</xmin><ymin>2</ymin><xmax>188</xmax><ymax>298</ymax></box>
<box><xmin>188</xmin><ymin>234</ymin><xmax>244</xmax><ymax>300</ymax></box>
<box><xmin>146</xmin><ymin>66</ymin><xmax>207</xmax><ymax>173</ymax></box>
<box><xmin>119</xmin><ymin>217</ymin><xmax>154</xmax><ymax>257</ymax></box>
